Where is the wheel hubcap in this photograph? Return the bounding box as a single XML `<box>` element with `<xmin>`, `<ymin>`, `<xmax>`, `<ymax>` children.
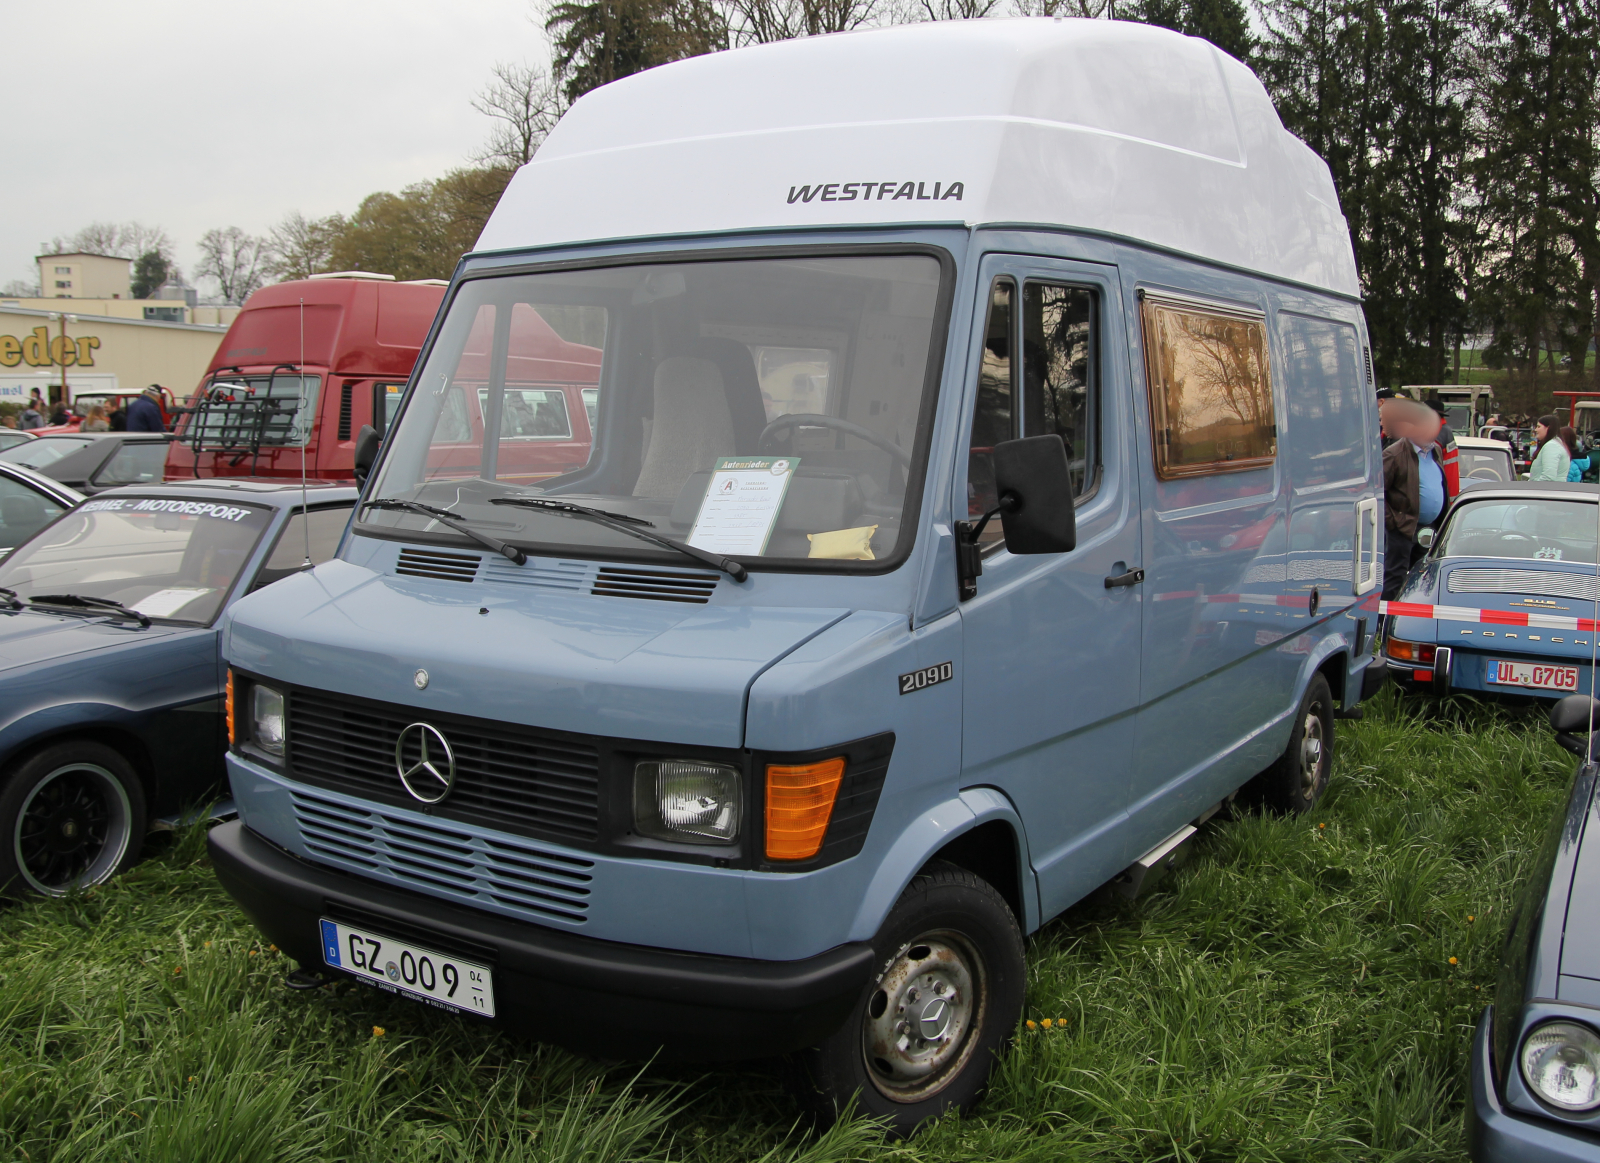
<box><xmin>861</xmin><ymin>931</ymin><xmax>986</xmax><ymax>1102</ymax></box>
<box><xmin>1298</xmin><ymin>707</ymin><xmax>1325</xmax><ymax>799</ymax></box>
<box><xmin>14</xmin><ymin>764</ymin><xmax>132</xmax><ymax>895</ymax></box>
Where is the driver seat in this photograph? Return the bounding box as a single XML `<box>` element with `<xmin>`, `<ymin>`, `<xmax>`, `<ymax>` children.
<box><xmin>633</xmin><ymin>357</ymin><xmax>737</xmax><ymax>499</ymax></box>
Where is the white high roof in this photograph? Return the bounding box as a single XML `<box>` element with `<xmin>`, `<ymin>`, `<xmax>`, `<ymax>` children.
<box><xmin>478</xmin><ymin>18</ymin><xmax>1359</xmax><ymax>298</ymax></box>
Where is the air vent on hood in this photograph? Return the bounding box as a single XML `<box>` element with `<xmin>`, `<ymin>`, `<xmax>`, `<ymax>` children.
<box><xmin>591</xmin><ymin>566</ymin><xmax>719</xmax><ymax>604</ymax></box>
<box><xmin>1448</xmin><ymin>567</ymin><xmax>1600</xmax><ymax>603</ymax></box>
<box><xmin>481</xmin><ymin>558</ymin><xmax>593</xmax><ymax>592</ymax></box>
<box><xmin>395</xmin><ymin>548</ymin><xmax>482</xmax><ymax>583</ymax></box>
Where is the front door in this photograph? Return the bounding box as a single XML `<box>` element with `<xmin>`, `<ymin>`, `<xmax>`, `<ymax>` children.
<box><xmin>958</xmin><ymin>255</ymin><xmax>1143</xmax><ymax>921</ymax></box>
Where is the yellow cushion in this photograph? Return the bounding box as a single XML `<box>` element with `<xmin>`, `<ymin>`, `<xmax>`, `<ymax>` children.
<box><xmin>807</xmin><ymin>525</ymin><xmax>878</xmax><ymax>560</ymax></box>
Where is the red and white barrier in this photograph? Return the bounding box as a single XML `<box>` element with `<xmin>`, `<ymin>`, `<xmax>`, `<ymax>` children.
<box><xmin>1378</xmin><ymin>600</ymin><xmax>1600</xmax><ymax>634</ymax></box>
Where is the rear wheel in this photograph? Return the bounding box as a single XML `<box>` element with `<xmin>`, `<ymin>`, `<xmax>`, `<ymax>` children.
<box><xmin>0</xmin><ymin>741</ymin><xmax>146</xmax><ymax>897</ymax></box>
<box><xmin>793</xmin><ymin>862</ymin><xmax>1025</xmax><ymax>1137</ymax></box>
<box><xmin>1247</xmin><ymin>674</ymin><xmax>1333</xmax><ymax>815</ymax></box>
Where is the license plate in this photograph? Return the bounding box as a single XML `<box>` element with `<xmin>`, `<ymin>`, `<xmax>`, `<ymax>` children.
<box><xmin>319</xmin><ymin>918</ymin><xmax>496</xmax><ymax>1017</ymax></box>
<box><xmin>1487</xmin><ymin>659</ymin><xmax>1580</xmax><ymax>692</ymax></box>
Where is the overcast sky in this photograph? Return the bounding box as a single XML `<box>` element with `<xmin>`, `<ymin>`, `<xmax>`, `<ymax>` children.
<box><xmin>6</xmin><ymin>0</ymin><xmax>544</xmax><ymax>293</ymax></box>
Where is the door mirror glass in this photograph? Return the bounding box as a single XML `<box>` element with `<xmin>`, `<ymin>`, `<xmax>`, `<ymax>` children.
<box><xmin>353</xmin><ymin>424</ymin><xmax>380</xmax><ymax>486</ymax></box>
<box><xmin>992</xmin><ymin>435</ymin><xmax>1076</xmax><ymax>554</ymax></box>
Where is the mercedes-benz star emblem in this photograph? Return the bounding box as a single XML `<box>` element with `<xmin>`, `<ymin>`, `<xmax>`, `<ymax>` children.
<box><xmin>395</xmin><ymin>722</ymin><xmax>455</xmax><ymax>804</ymax></box>
<box><xmin>413</xmin><ymin>669</ymin><xmax>429</xmax><ymax>689</ymax></box>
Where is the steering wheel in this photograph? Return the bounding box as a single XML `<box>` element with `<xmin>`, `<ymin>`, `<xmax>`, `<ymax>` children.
<box><xmin>757</xmin><ymin>413</ymin><xmax>912</xmax><ymax>469</ymax></box>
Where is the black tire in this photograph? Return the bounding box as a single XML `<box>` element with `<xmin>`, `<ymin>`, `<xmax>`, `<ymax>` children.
<box><xmin>0</xmin><ymin>740</ymin><xmax>147</xmax><ymax>898</ymax></box>
<box><xmin>793</xmin><ymin>861</ymin><xmax>1025</xmax><ymax>1137</ymax></box>
<box><xmin>1248</xmin><ymin>673</ymin><xmax>1334</xmax><ymax>815</ymax></box>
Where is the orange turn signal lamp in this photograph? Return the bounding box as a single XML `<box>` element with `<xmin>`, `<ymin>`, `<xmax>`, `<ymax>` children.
<box><xmin>225</xmin><ymin>669</ymin><xmax>236</xmax><ymax>745</ymax></box>
<box><xmin>1384</xmin><ymin>637</ymin><xmax>1435</xmax><ymax>666</ymax></box>
<box><xmin>765</xmin><ymin>757</ymin><xmax>846</xmax><ymax>861</ymax></box>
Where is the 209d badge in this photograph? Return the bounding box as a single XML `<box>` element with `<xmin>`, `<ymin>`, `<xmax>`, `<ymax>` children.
<box><xmin>899</xmin><ymin>661</ymin><xmax>954</xmax><ymax>695</ymax></box>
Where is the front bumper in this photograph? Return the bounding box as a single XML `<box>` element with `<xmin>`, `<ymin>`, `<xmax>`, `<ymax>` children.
<box><xmin>209</xmin><ymin>820</ymin><xmax>874</xmax><ymax>1061</ymax></box>
<box><xmin>1471</xmin><ymin>1006</ymin><xmax>1600</xmax><ymax>1162</ymax></box>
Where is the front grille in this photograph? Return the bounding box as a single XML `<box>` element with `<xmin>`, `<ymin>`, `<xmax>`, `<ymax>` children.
<box><xmin>396</xmin><ymin>548</ymin><xmax>482</xmax><ymax>582</ymax></box>
<box><xmin>287</xmin><ymin>687</ymin><xmax>601</xmax><ymax>842</ymax></box>
<box><xmin>292</xmin><ymin>788</ymin><xmax>594</xmax><ymax>924</ymax></box>
<box><xmin>1448</xmin><ymin>568</ymin><xmax>1600</xmax><ymax>603</ymax></box>
<box><xmin>591</xmin><ymin>566</ymin><xmax>719</xmax><ymax>604</ymax></box>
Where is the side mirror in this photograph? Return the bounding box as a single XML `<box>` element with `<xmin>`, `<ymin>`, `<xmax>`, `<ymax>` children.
<box><xmin>1550</xmin><ymin>694</ymin><xmax>1600</xmax><ymax>757</ymax></box>
<box><xmin>991</xmin><ymin>435</ymin><xmax>1077</xmax><ymax>555</ymax></box>
<box><xmin>353</xmin><ymin>424</ymin><xmax>380</xmax><ymax>486</ymax></box>
<box><xmin>1417</xmin><ymin>528</ymin><xmax>1435</xmax><ymax>550</ymax></box>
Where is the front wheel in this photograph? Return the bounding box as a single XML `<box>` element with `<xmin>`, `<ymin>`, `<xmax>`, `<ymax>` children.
<box><xmin>0</xmin><ymin>741</ymin><xmax>147</xmax><ymax>897</ymax></box>
<box><xmin>793</xmin><ymin>862</ymin><xmax>1025</xmax><ymax>1137</ymax></box>
<box><xmin>1246</xmin><ymin>673</ymin><xmax>1334</xmax><ymax>815</ymax></box>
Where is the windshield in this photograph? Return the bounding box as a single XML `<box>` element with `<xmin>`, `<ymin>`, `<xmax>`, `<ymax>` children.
<box><xmin>1459</xmin><ymin>446</ymin><xmax>1513</xmax><ymax>483</ymax></box>
<box><xmin>0</xmin><ymin>496</ymin><xmax>274</xmax><ymax>623</ymax></box>
<box><xmin>1</xmin><ymin>437</ymin><xmax>94</xmax><ymax>469</ymax></box>
<box><xmin>1438</xmin><ymin>498</ymin><xmax>1598</xmax><ymax>564</ymax></box>
<box><xmin>366</xmin><ymin>253</ymin><xmax>945</xmax><ymax>569</ymax></box>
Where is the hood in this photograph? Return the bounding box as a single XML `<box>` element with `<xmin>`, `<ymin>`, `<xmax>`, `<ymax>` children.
<box><xmin>224</xmin><ymin>561</ymin><xmax>851</xmax><ymax>749</ymax></box>
<box><xmin>0</xmin><ymin>609</ymin><xmax>186</xmax><ymax>673</ymax></box>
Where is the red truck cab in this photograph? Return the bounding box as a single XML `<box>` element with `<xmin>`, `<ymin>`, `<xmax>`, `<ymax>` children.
<box><xmin>166</xmin><ymin>275</ymin><xmax>447</xmax><ymax>480</ymax></box>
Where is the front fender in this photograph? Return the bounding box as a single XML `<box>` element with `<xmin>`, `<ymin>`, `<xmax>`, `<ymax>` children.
<box><xmin>848</xmin><ymin>786</ymin><xmax>1039</xmax><ymax>943</ymax></box>
<box><xmin>0</xmin><ymin>701</ymin><xmax>147</xmax><ymax>769</ymax></box>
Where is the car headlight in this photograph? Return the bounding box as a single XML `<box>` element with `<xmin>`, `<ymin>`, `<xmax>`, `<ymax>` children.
<box><xmin>633</xmin><ymin>760</ymin><xmax>740</xmax><ymax>844</ymax></box>
<box><xmin>251</xmin><ymin>684</ymin><xmax>286</xmax><ymax>756</ymax></box>
<box><xmin>1522</xmin><ymin>1021</ymin><xmax>1600</xmax><ymax>1111</ymax></box>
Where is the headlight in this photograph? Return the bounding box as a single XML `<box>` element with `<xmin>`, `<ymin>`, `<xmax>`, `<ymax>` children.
<box><xmin>633</xmin><ymin>760</ymin><xmax>740</xmax><ymax>844</ymax></box>
<box><xmin>251</xmin><ymin>684</ymin><xmax>286</xmax><ymax>756</ymax></box>
<box><xmin>1522</xmin><ymin>1021</ymin><xmax>1600</xmax><ymax>1111</ymax></box>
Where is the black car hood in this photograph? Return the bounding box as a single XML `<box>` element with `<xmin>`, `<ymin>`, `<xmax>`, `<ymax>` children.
<box><xmin>0</xmin><ymin>609</ymin><xmax>185</xmax><ymax>671</ymax></box>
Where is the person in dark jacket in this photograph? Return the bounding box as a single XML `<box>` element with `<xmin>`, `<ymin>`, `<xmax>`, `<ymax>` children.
<box><xmin>125</xmin><ymin>387</ymin><xmax>166</xmax><ymax>432</ymax></box>
<box><xmin>1381</xmin><ymin>397</ymin><xmax>1446</xmax><ymax>600</ymax></box>
<box><xmin>106</xmin><ymin>397</ymin><xmax>127</xmax><ymax>431</ymax></box>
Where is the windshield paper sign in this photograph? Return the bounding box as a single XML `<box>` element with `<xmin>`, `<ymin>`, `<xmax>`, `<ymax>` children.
<box><xmin>80</xmin><ymin>498</ymin><xmax>256</xmax><ymax>522</ymax></box>
<box><xmin>686</xmin><ymin>456</ymin><xmax>798</xmax><ymax>556</ymax></box>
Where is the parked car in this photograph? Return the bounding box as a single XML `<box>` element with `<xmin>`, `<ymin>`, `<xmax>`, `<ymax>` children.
<box><xmin>0</xmin><ymin>432</ymin><xmax>175</xmax><ymax>495</ymax></box>
<box><xmin>0</xmin><ymin>430</ymin><xmax>36</xmax><ymax>452</ymax></box>
<box><xmin>1457</xmin><ymin>436</ymin><xmax>1518</xmax><ymax>484</ymax></box>
<box><xmin>209</xmin><ymin>18</ymin><xmax>1387</xmax><ymax>1135</ymax></box>
<box><xmin>0</xmin><ymin>480</ymin><xmax>357</xmax><ymax>897</ymax></box>
<box><xmin>0</xmin><ymin>461</ymin><xmax>82</xmax><ymax>563</ymax></box>
<box><xmin>1386</xmin><ymin>483</ymin><xmax>1599</xmax><ymax>699</ymax></box>
<box><xmin>1470</xmin><ymin>695</ymin><xmax>1600</xmax><ymax>1159</ymax></box>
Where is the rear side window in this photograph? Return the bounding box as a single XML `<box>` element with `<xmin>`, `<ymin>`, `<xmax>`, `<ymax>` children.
<box><xmin>1141</xmin><ymin>292</ymin><xmax>1275</xmax><ymax>479</ymax></box>
<box><xmin>252</xmin><ymin>505</ymin><xmax>354</xmax><ymax>590</ymax></box>
<box><xmin>93</xmin><ymin>442</ymin><xmax>168</xmax><ymax>486</ymax></box>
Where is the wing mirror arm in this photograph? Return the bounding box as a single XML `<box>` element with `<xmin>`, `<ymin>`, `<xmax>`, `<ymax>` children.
<box><xmin>956</xmin><ymin>435</ymin><xmax>1078</xmax><ymax>602</ymax></box>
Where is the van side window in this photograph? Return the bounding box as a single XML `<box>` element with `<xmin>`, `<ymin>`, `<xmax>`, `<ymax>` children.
<box><xmin>1022</xmin><ymin>284</ymin><xmax>1096</xmax><ymax>497</ymax></box>
<box><xmin>966</xmin><ymin>279</ymin><xmax>1015</xmax><ymax>542</ymax></box>
<box><xmin>1140</xmin><ymin>293</ymin><xmax>1276</xmax><ymax>479</ymax></box>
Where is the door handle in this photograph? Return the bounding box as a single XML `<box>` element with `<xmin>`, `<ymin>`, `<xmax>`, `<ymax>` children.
<box><xmin>1104</xmin><ymin>567</ymin><xmax>1145</xmax><ymax>589</ymax></box>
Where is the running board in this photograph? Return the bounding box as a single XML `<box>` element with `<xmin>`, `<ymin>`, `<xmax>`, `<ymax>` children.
<box><xmin>1112</xmin><ymin>823</ymin><xmax>1198</xmax><ymax>899</ymax></box>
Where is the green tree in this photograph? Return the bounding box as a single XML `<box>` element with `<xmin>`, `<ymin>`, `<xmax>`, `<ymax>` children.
<box><xmin>131</xmin><ymin>251</ymin><xmax>170</xmax><ymax>299</ymax></box>
<box><xmin>1126</xmin><ymin>0</ymin><xmax>1252</xmax><ymax>61</ymax></box>
<box><xmin>545</xmin><ymin>0</ymin><xmax>724</xmax><ymax>103</ymax></box>
<box><xmin>325</xmin><ymin>167</ymin><xmax>517</xmax><ymax>281</ymax></box>
<box><xmin>266</xmin><ymin>211</ymin><xmax>346</xmax><ymax>281</ymax></box>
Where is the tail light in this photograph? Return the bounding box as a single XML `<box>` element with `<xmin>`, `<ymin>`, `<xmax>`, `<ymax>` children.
<box><xmin>1385</xmin><ymin>638</ymin><xmax>1437</xmax><ymax>666</ymax></box>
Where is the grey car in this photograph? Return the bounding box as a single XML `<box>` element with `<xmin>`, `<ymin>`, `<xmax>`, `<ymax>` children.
<box><xmin>1472</xmin><ymin>696</ymin><xmax>1600</xmax><ymax>1159</ymax></box>
<box><xmin>0</xmin><ymin>432</ymin><xmax>175</xmax><ymax>495</ymax></box>
<box><xmin>0</xmin><ymin>479</ymin><xmax>356</xmax><ymax>897</ymax></box>
<box><xmin>0</xmin><ymin>460</ymin><xmax>83</xmax><ymax>563</ymax></box>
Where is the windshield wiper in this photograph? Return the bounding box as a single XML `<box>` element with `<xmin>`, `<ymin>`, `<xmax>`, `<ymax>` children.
<box><xmin>361</xmin><ymin>499</ymin><xmax>527</xmax><ymax>565</ymax></box>
<box><xmin>0</xmin><ymin>587</ymin><xmax>22</xmax><ymax>611</ymax></box>
<box><xmin>490</xmin><ymin>495</ymin><xmax>748</xmax><ymax>582</ymax></box>
<box><xmin>29</xmin><ymin>594</ymin><xmax>152</xmax><ymax>628</ymax></box>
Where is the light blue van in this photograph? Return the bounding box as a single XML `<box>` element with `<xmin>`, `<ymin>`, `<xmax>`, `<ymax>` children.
<box><xmin>209</xmin><ymin>17</ymin><xmax>1387</xmax><ymax>1133</ymax></box>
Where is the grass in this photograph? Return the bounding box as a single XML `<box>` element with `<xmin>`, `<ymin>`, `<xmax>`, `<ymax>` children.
<box><xmin>0</xmin><ymin>689</ymin><xmax>1576</xmax><ymax>1161</ymax></box>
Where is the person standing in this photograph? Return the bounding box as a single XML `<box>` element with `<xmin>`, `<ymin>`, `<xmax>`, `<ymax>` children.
<box><xmin>1529</xmin><ymin>414</ymin><xmax>1572</xmax><ymax>482</ymax></box>
<box><xmin>1429</xmin><ymin>401</ymin><xmax>1460</xmax><ymax>503</ymax></box>
<box><xmin>106</xmin><ymin>396</ymin><xmax>127</xmax><ymax>431</ymax></box>
<box><xmin>125</xmin><ymin>386</ymin><xmax>167</xmax><ymax>432</ymax></box>
<box><xmin>80</xmin><ymin>405</ymin><xmax>110</xmax><ymax>432</ymax></box>
<box><xmin>18</xmin><ymin>401</ymin><xmax>44</xmax><ymax>430</ymax></box>
<box><xmin>1381</xmin><ymin>398</ymin><xmax>1447</xmax><ymax>600</ymax></box>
